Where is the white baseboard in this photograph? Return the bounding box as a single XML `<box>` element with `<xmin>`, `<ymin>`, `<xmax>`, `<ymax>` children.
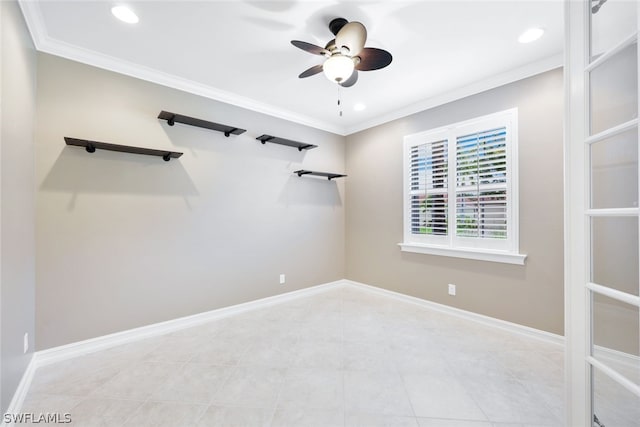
<box><xmin>36</xmin><ymin>280</ymin><xmax>344</xmax><ymax>367</ymax></box>
<box><xmin>1</xmin><ymin>280</ymin><xmax>342</xmax><ymax>426</ymax></box>
<box><xmin>343</xmin><ymin>279</ymin><xmax>565</xmax><ymax>347</ymax></box>
<box><xmin>594</xmin><ymin>345</ymin><xmax>640</xmax><ymax>372</ymax></box>
<box><xmin>31</xmin><ymin>278</ymin><xmax>568</xmax><ymax>370</ymax></box>
<box><xmin>4</xmin><ymin>277</ymin><xmax>590</xmax><ymax>426</ymax></box>
<box><xmin>2</xmin><ymin>355</ymin><xmax>37</xmax><ymax>427</ymax></box>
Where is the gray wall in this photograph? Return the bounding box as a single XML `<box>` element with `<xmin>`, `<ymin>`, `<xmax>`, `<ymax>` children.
<box><xmin>35</xmin><ymin>54</ymin><xmax>345</xmax><ymax>350</ymax></box>
<box><xmin>345</xmin><ymin>69</ymin><xmax>565</xmax><ymax>335</ymax></box>
<box><xmin>1</xmin><ymin>0</ymin><xmax>37</xmax><ymax>413</ymax></box>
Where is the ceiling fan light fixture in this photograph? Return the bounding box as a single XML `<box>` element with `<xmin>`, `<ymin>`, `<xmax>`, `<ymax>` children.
<box><xmin>292</xmin><ymin>17</ymin><xmax>392</xmax><ymax>87</ymax></box>
<box><xmin>323</xmin><ymin>55</ymin><xmax>355</xmax><ymax>83</ymax></box>
<box><xmin>111</xmin><ymin>5</ymin><xmax>139</xmax><ymax>24</ymax></box>
<box><xmin>518</xmin><ymin>27</ymin><xmax>544</xmax><ymax>43</ymax></box>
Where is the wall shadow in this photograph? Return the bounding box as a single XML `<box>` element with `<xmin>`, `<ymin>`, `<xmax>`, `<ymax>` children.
<box><xmin>278</xmin><ymin>175</ymin><xmax>343</xmax><ymax>207</ymax></box>
<box><xmin>158</xmin><ymin>122</ymin><xmax>310</xmax><ymax>163</ymax></box>
<box><xmin>399</xmin><ymin>250</ymin><xmax>527</xmax><ymax>281</ymax></box>
<box><xmin>40</xmin><ymin>146</ymin><xmax>199</xmax><ymax>197</ymax></box>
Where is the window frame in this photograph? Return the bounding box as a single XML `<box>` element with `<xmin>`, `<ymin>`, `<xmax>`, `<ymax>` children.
<box><xmin>400</xmin><ymin>108</ymin><xmax>527</xmax><ymax>265</ymax></box>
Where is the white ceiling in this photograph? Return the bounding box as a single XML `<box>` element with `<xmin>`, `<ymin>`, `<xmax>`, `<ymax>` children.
<box><xmin>20</xmin><ymin>0</ymin><xmax>565</xmax><ymax>135</ymax></box>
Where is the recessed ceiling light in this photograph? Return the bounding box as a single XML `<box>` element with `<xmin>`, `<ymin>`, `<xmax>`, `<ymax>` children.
<box><xmin>518</xmin><ymin>28</ymin><xmax>544</xmax><ymax>44</ymax></box>
<box><xmin>354</xmin><ymin>103</ymin><xmax>366</xmax><ymax>112</ymax></box>
<box><xmin>111</xmin><ymin>5</ymin><xmax>139</xmax><ymax>24</ymax></box>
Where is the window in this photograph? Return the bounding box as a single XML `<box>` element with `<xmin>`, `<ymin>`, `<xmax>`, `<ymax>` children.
<box><xmin>400</xmin><ymin>109</ymin><xmax>526</xmax><ymax>264</ymax></box>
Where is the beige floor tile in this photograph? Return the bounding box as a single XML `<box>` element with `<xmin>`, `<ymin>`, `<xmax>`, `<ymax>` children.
<box><xmin>21</xmin><ymin>393</ymin><xmax>81</xmax><ymax>414</ymax></box>
<box><xmin>290</xmin><ymin>339</ymin><xmax>344</xmax><ymax>369</ymax></box>
<box><xmin>122</xmin><ymin>401</ymin><xmax>206</xmax><ymax>427</ymax></box>
<box><xmin>95</xmin><ymin>336</ymin><xmax>165</xmax><ymax>360</ymax></box>
<box><xmin>14</xmin><ymin>394</ymin><xmax>80</xmax><ymax>427</ymax></box>
<box><xmin>90</xmin><ymin>361</ymin><xmax>182</xmax><ymax>400</ymax></box>
<box><xmin>28</xmin><ymin>362</ymin><xmax>125</xmax><ymax>397</ymax></box>
<box><xmin>142</xmin><ymin>334</ymin><xmax>205</xmax><ymax>363</ymax></box>
<box><xmin>212</xmin><ymin>366</ymin><xmax>286</xmax><ymax>408</ymax></box>
<box><xmin>277</xmin><ymin>368</ymin><xmax>343</xmax><ymax>410</ymax></box>
<box><xmin>196</xmin><ymin>405</ymin><xmax>272</xmax><ymax>427</ymax></box>
<box><xmin>344</xmin><ymin>370</ymin><xmax>414</xmax><ymax>416</ymax></box>
<box><xmin>237</xmin><ymin>339</ymin><xmax>298</xmax><ymax>368</ymax></box>
<box><xmin>19</xmin><ymin>286</ymin><xmax>572</xmax><ymax>426</ymax></box>
<box><xmin>402</xmin><ymin>372</ymin><xmax>487</xmax><ymax>420</ymax></box>
<box><xmin>189</xmin><ymin>337</ymin><xmax>251</xmax><ymax>365</ymax></box>
<box><xmin>150</xmin><ymin>362</ymin><xmax>234</xmax><ymax>404</ymax></box>
<box><xmin>67</xmin><ymin>397</ymin><xmax>143</xmax><ymax>426</ymax></box>
<box><xmin>343</xmin><ymin>340</ymin><xmax>396</xmax><ymax>372</ymax></box>
<box><xmin>462</xmin><ymin>373</ymin><xmax>560</xmax><ymax>425</ymax></box>
<box><xmin>270</xmin><ymin>407</ymin><xmax>344</xmax><ymax>427</ymax></box>
<box><xmin>346</xmin><ymin>413</ymin><xmax>419</xmax><ymax>426</ymax></box>
<box><xmin>417</xmin><ymin>418</ymin><xmax>492</xmax><ymax>427</ymax></box>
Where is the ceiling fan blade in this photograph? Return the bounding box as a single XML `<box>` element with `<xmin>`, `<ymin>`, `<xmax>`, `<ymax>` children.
<box><xmin>329</xmin><ymin>18</ymin><xmax>348</xmax><ymax>36</ymax></box>
<box><xmin>339</xmin><ymin>70</ymin><xmax>358</xmax><ymax>88</ymax></box>
<box><xmin>298</xmin><ymin>64</ymin><xmax>324</xmax><ymax>78</ymax></box>
<box><xmin>291</xmin><ymin>40</ymin><xmax>329</xmax><ymax>56</ymax></box>
<box><xmin>356</xmin><ymin>48</ymin><xmax>392</xmax><ymax>71</ymax></box>
<box><xmin>335</xmin><ymin>22</ymin><xmax>367</xmax><ymax>56</ymax></box>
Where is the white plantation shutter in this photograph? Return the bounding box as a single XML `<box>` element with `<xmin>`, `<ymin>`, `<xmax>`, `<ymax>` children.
<box><xmin>455</xmin><ymin>128</ymin><xmax>508</xmax><ymax>239</ymax></box>
<box><xmin>403</xmin><ymin>109</ymin><xmax>519</xmax><ymax>259</ymax></box>
<box><xmin>409</xmin><ymin>139</ymin><xmax>448</xmax><ymax>237</ymax></box>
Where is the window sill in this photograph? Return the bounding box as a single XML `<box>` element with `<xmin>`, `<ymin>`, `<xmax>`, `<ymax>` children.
<box><xmin>398</xmin><ymin>243</ymin><xmax>527</xmax><ymax>265</ymax></box>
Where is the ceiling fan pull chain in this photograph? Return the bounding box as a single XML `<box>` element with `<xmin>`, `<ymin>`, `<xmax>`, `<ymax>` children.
<box><xmin>337</xmin><ymin>86</ymin><xmax>343</xmax><ymax>117</ymax></box>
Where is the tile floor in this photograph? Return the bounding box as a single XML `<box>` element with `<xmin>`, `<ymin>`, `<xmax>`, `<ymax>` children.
<box><xmin>20</xmin><ymin>286</ymin><xmax>568</xmax><ymax>426</ymax></box>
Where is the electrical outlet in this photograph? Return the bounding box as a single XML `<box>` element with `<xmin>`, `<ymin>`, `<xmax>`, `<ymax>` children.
<box><xmin>279</xmin><ymin>274</ymin><xmax>286</xmax><ymax>285</ymax></box>
<box><xmin>23</xmin><ymin>333</ymin><xmax>29</xmax><ymax>354</ymax></box>
<box><xmin>448</xmin><ymin>284</ymin><xmax>456</xmax><ymax>296</ymax></box>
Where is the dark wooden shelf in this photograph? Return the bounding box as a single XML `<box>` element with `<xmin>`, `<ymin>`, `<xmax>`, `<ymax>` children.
<box><xmin>64</xmin><ymin>137</ymin><xmax>183</xmax><ymax>162</ymax></box>
<box><xmin>158</xmin><ymin>111</ymin><xmax>246</xmax><ymax>137</ymax></box>
<box><xmin>256</xmin><ymin>135</ymin><xmax>317</xmax><ymax>151</ymax></box>
<box><xmin>294</xmin><ymin>169</ymin><xmax>347</xmax><ymax>180</ymax></box>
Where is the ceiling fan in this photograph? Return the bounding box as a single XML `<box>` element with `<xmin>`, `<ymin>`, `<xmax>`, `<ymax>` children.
<box><xmin>291</xmin><ymin>18</ymin><xmax>392</xmax><ymax>88</ymax></box>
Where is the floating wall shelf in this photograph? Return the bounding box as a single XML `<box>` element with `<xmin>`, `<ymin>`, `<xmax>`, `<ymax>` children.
<box><xmin>256</xmin><ymin>135</ymin><xmax>317</xmax><ymax>151</ymax></box>
<box><xmin>64</xmin><ymin>137</ymin><xmax>183</xmax><ymax>162</ymax></box>
<box><xmin>158</xmin><ymin>111</ymin><xmax>246</xmax><ymax>137</ymax></box>
<box><xmin>294</xmin><ymin>169</ymin><xmax>347</xmax><ymax>180</ymax></box>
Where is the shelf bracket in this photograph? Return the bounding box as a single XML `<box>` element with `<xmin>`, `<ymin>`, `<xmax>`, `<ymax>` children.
<box><xmin>65</xmin><ymin>137</ymin><xmax>183</xmax><ymax>162</ymax></box>
<box><xmin>158</xmin><ymin>111</ymin><xmax>246</xmax><ymax>137</ymax></box>
<box><xmin>293</xmin><ymin>169</ymin><xmax>347</xmax><ymax>180</ymax></box>
<box><xmin>256</xmin><ymin>134</ymin><xmax>316</xmax><ymax>151</ymax></box>
<box><xmin>259</xmin><ymin>136</ymin><xmax>274</xmax><ymax>145</ymax></box>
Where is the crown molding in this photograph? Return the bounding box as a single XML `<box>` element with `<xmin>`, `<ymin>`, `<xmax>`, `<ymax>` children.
<box><xmin>344</xmin><ymin>53</ymin><xmax>564</xmax><ymax>135</ymax></box>
<box><xmin>18</xmin><ymin>1</ymin><xmax>563</xmax><ymax>138</ymax></box>
<box><xmin>17</xmin><ymin>0</ymin><xmax>346</xmax><ymax>136</ymax></box>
